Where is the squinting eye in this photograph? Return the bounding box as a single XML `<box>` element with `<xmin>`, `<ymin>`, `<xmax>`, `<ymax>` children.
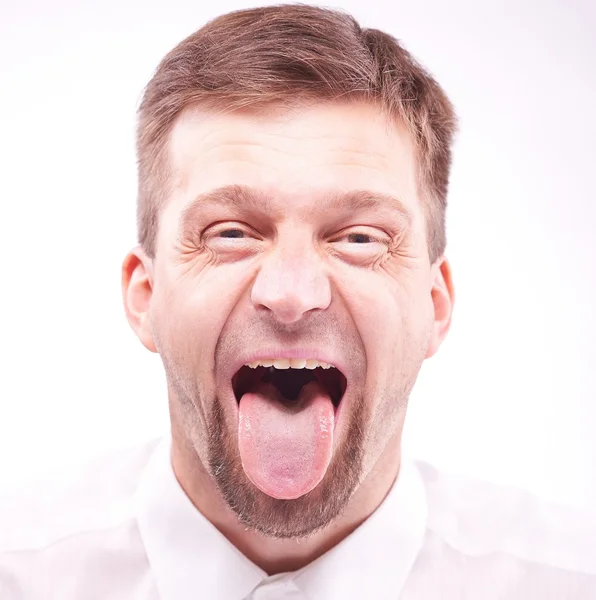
<box><xmin>336</xmin><ymin>231</ymin><xmax>385</xmax><ymax>244</ymax></box>
<box><xmin>218</xmin><ymin>229</ymin><xmax>246</xmax><ymax>239</ymax></box>
<box><xmin>347</xmin><ymin>233</ymin><xmax>375</xmax><ymax>244</ymax></box>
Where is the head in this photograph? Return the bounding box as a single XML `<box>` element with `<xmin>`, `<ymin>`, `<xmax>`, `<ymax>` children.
<box><xmin>122</xmin><ymin>4</ymin><xmax>456</xmax><ymax>539</ymax></box>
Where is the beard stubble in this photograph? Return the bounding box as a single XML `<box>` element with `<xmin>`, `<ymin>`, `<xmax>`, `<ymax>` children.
<box><xmin>206</xmin><ymin>390</ymin><xmax>367</xmax><ymax>539</ymax></box>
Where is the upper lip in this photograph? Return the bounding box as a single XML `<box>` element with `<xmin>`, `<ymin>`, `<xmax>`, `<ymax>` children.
<box><xmin>225</xmin><ymin>347</ymin><xmax>350</xmax><ymax>387</ymax></box>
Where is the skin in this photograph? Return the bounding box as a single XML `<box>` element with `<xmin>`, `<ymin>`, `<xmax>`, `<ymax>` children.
<box><xmin>122</xmin><ymin>100</ymin><xmax>454</xmax><ymax>574</ymax></box>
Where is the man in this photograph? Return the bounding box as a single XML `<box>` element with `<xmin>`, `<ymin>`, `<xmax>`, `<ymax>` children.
<box><xmin>1</xmin><ymin>4</ymin><xmax>594</xmax><ymax>599</ymax></box>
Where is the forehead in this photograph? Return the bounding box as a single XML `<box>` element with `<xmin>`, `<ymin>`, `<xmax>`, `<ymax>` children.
<box><xmin>165</xmin><ymin>100</ymin><xmax>421</xmax><ymax>224</ymax></box>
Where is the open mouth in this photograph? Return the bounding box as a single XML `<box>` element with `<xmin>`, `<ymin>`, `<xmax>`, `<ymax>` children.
<box><xmin>232</xmin><ymin>362</ymin><xmax>347</xmax><ymax>409</ymax></box>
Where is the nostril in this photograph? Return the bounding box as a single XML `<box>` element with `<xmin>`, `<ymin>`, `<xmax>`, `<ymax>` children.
<box><xmin>251</xmin><ymin>266</ymin><xmax>332</xmax><ymax>325</ymax></box>
<box><xmin>253</xmin><ymin>299</ymin><xmax>309</xmax><ymax>326</ymax></box>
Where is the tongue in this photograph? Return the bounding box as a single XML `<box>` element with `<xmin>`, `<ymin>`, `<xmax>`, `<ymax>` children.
<box><xmin>238</xmin><ymin>379</ymin><xmax>335</xmax><ymax>500</ymax></box>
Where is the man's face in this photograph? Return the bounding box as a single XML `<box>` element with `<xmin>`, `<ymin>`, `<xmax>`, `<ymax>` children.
<box><xmin>132</xmin><ymin>100</ymin><xmax>450</xmax><ymax>538</ymax></box>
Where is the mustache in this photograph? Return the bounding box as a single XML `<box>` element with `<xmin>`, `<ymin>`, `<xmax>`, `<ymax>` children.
<box><xmin>220</xmin><ymin>311</ymin><xmax>343</xmax><ymax>347</ymax></box>
<box><xmin>215</xmin><ymin>310</ymin><xmax>362</xmax><ymax>368</ymax></box>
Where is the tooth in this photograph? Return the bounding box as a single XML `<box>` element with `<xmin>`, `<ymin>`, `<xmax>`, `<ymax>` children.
<box><xmin>246</xmin><ymin>358</ymin><xmax>336</xmax><ymax>369</ymax></box>
<box><xmin>290</xmin><ymin>358</ymin><xmax>307</xmax><ymax>369</ymax></box>
<box><xmin>272</xmin><ymin>358</ymin><xmax>291</xmax><ymax>369</ymax></box>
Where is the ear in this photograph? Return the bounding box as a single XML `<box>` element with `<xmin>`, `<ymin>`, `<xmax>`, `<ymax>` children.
<box><xmin>425</xmin><ymin>256</ymin><xmax>455</xmax><ymax>359</ymax></box>
<box><xmin>121</xmin><ymin>245</ymin><xmax>157</xmax><ymax>353</ymax></box>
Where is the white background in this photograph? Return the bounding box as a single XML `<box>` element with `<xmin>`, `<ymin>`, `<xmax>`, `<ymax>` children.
<box><xmin>0</xmin><ymin>0</ymin><xmax>594</xmax><ymax>511</ymax></box>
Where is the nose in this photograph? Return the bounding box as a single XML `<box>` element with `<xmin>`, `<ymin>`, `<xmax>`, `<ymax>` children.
<box><xmin>250</xmin><ymin>235</ymin><xmax>331</xmax><ymax>325</ymax></box>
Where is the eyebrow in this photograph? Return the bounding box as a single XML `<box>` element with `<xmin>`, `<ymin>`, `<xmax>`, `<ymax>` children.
<box><xmin>178</xmin><ymin>184</ymin><xmax>413</xmax><ymax>233</ymax></box>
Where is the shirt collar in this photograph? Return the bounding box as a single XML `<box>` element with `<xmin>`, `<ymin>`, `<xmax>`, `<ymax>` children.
<box><xmin>292</xmin><ymin>452</ymin><xmax>428</xmax><ymax>600</ymax></box>
<box><xmin>134</xmin><ymin>435</ymin><xmax>427</xmax><ymax>600</ymax></box>
<box><xmin>134</xmin><ymin>436</ymin><xmax>266</xmax><ymax>600</ymax></box>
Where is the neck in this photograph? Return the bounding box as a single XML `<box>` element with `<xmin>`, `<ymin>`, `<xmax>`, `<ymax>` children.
<box><xmin>171</xmin><ymin>430</ymin><xmax>401</xmax><ymax>575</ymax></box>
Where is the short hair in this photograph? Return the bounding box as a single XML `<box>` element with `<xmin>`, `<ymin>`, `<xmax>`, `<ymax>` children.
<box><xmin>136</xmin><ymin>4</ymin><xmax>457</xmax><ymax>263</ymax></box>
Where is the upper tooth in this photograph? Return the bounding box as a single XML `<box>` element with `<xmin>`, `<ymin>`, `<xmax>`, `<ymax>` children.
<box><xmin>245</xmin><ymin>358</ymin><xmax>336</xmax><ymax>369</ymax></box>
<box><xmin>272</xmin><ymin>358</ymin><xmax>291</xmax><ymax>369</ymax></box>
<box><xmin>290</xmin><ymin>359</ymin><xmax>307</xmax><ymax>369</ymax></box>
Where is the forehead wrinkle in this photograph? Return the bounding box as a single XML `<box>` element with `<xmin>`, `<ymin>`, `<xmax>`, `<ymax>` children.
<box><xmin>178</xmin><ymin>184</ymin><xmax>413</xmax><ymax>236</ymax></box>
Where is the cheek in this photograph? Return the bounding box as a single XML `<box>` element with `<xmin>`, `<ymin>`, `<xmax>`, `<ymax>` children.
<box><xmin>152</xmin><ymin>263</ymin><xmax>253</xmax><ymax>363</ymax></box>
<box><xmin>346</xmin><ymin>273</ymin><xmax>431</xmax><ymax>383</ymax></box>
<box><xmin>347</xmin><ymin>277</ymin><xmax>411</xmax><ymax>350</ymax></box>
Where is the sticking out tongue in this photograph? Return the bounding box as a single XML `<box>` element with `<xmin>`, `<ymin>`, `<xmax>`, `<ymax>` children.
<box><xmin>238</xmin><ymin>378</ymin><xmax>335</xmax><ymax>500</ymax></box>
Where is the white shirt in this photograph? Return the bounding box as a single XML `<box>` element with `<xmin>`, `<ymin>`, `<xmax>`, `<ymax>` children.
<box><xmin>1</xmin><ymin>436</ymin><xmax>595</xmax><ymax>599</ymax></box>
